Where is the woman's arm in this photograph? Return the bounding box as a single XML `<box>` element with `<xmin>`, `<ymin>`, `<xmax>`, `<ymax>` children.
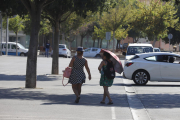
<box><xmin>98</xmin><ymin>61</ymin><xmax>105</xmax><ymax>73</ymax></box>
<box><xmin>85</xmin><ymin>60</ymin><xmax>91</xmax><ymax>80</ymax></box>
<box><xmin>69</xmin><ymin>57</ymin><xmax>75</xmax><ymax>67</ymax></box>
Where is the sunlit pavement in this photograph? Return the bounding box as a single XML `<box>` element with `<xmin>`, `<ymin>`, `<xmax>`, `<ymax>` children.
<box><xmin>1</xmin><ymin>56</ymin><xmax>180</xmax><ymax>120</ymax></box>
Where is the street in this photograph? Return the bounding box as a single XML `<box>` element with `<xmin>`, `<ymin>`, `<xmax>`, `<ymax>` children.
<box><xmin>0</xmin><ymin>56</ymin><xmax>180</xmax><ymax>120</ymax></box>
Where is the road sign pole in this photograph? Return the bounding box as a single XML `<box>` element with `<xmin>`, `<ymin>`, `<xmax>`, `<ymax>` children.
<box><xmin>6</xmin><ymin>17</ymin><xmax>8</xmax><ymax>55</ymax></box>
<box><xmin>169</xmin><ymin>38</ymin><xmax>170</xmax><ymax>51</ymax></box>
<box><xmin>168</xmin><ymin>34</ymin><xmax>173</xmax><ymax>51</ymax></box>
<box><xmin>0</xmin><ymin>12</ymin><xmax>2</xmax><ymax>56</ymax></box>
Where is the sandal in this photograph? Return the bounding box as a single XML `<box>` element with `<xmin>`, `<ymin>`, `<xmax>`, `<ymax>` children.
<box><xmin>107</xmin><ymin>101</ymin><xmax>113</xmax><ymax>105</ymax></box>
<box><xmin>100</xmin><ymin>101</ymin><xmax>105</xmax><ymax>104</ymax></box>
<box><xmin>75</xmin><ymin>97</ymin><xmax>80</xmax><ymax>103</ymax></box>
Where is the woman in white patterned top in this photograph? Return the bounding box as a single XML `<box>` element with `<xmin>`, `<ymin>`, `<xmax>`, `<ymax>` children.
<box><xmin>68</xmin><ymin>47</ymin><xmax>91</xmax><ymax>103</ymax></box>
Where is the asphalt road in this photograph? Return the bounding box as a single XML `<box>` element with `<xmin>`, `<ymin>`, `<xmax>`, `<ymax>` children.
<box><xmin>0</xmin><ymin>56</ymin><xmax>180</xmax><ymax>120</ymax></box>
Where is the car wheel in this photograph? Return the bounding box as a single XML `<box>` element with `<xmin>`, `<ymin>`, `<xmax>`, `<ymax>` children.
<box><xmin>132</xmin><ymin>70</ymin><xmax>149</xmax><ymax>85</ymax></box>
<box><xmin>20</xmin><ymin>53</ymin><xmax>25</xmax><ymax>56</ymax></box>
<box><xmin>95</xmin><ymin>54</ymin><xmax>101</xmax><ymax>58</ymax></box>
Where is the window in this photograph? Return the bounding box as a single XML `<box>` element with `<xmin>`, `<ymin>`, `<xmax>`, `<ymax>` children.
<box><xmin>145</xmin><ymin>56</ymin><xmax>157</xmax><ymax>61</ymax></box>
<box><xmin>92</xmin><ymin>49</ymin><xmax>98</xmax><ymax>52</ymax></box>
<box><xmin>145</xmin><ymin>55</ymin><xmax>180</xmax><ymax>64</ymax></box>
<box><xmin>17</xmin><ymin>43</ymin><xmax>25</xmax><ymax>49</ymax></box>
<box><xmin>127</xmin><ymin>46</ymin><xmax>153</xmax><ymax>55</ymax></box>
<box><xmin>4</xmin><ymin>44</ymin><xmax>10</xmax><ymax>49</ymax></box>
<box><xmin>129</xmin><ymin>55</ymin><xmax>139</xmax><ymax>60</ymax></box>
<box><xmin>11</xmin><ymin>45</ymin><xmax>16</xmax><ymax>49</ymax></box>
<box><xmin>59</xmin><ymin>45</ymin><xmax>65</xmax><ymax>48</ymax></box>
<box><xmin>84</xmin><ymin>49</ymin><xmax>90</xmax><ymax>52</ymax></box>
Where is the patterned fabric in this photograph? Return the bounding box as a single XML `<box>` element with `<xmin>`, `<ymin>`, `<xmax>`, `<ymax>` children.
<box><xmin>68</xmin><ymin>56</ymin><xmax>86</xmax><ymax>84</ymax></box>
<box><xmin>100</xmin><ymin>65</ymin><xmax>114</xmax><ymax>87</ymax></box>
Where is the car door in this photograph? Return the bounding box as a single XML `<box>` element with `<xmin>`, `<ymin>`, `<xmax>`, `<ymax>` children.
<box><xmin>89</xmin><ymin>48</ymin><xmax>99</xmax><ymax>57</ymax></box>
<box><xmin>10</xmin><ymin>44</ymin><xmax>17</xmax><ymax>56</ymax></box>
<box><xmin>160</xmin><ymin>55</ymin><xmax>180</xmax><ymax>81</ymax></box>
<box><xmin>4</xmin><ymin>44</ymin><xmax>11</xmax><ymax>55</ymax></box>
<box><xmin>144</xmin><ymin>55</ymin><xmax>162</xmax><ymax>81</ymax></box>
<box><xmin>83</xmin><ymin>48</ymin><xmax>91</xmax><ymax>57</ymax></box>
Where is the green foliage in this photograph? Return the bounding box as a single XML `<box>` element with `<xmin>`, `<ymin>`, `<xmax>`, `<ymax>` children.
<box><xmin>3</xmin><ymin>15</ymin><xmax>24</xmax><ymax>35</ymax></box>
<box><xmin>0</xmin><ymin>0</ymin><xmax>27</xmax><ymax>17</ymax></box>
<box><xmin>131</xmin><ymin>0</ymin><xmax>179</xmax><ymax>41</ymax></box>
<box><xmin>162</xmin><ymin>5</ymin><xmax>180</xmax><ymax>45</ymax></box>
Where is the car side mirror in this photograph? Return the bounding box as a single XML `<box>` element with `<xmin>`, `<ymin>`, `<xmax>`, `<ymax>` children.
<box><xmin>17</xmin><ymin>47</ymin><xmax>20</xmax><ymax>50</ymax></box>
<box><xmin>123</xmin><ymin>52</ymin><xmax>126</xmax><ymax>56</ymax></box>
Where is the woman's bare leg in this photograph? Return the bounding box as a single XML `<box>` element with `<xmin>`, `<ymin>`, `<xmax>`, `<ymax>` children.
<box><xmin>103</xmin><ymin>86</ymin><xmax>112</xmax><ymax>102</ymax></box>
<box><xmin>72</xmin><ymin>84</ymin><xmax>79</xmax><ymax>98</ymax></box>
<box><xmin>77</xmin><ymin>83</ymin><xmax>83</xmax><ymax>96</ymax></box>
<box><xmin>102</xmin><ymin>88</ymin><xmax>106</xmax><ymax>102</ymax></box>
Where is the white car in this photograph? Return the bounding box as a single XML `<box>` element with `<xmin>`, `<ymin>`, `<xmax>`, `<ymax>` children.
<box><xmin>2</xmin><ymin>42</ymin><xmax>28</xmax><ymax>56</ymax></box>
<box><xmin>123</xmin><ymin>43</ymin><xmax>154</xmax><ymax>60</ymax></box>
<box><xmin>124</xmin><ymin>52</ymin><xmax>180</xmax><ymax>85</ymax></box>
<box><xmin>154</xmin><ymin>48</ymin><xmax>161</xmax><ymax>52</ymax></box>
<box><xmin>81</xmin><ymin>48</ymin><xmax>101</xmax><ymax>58</ymax></box>
<box><xmin>51</xmin><ymin>44</ymin><xmax>71</xmax><ymax>58</ymax></box>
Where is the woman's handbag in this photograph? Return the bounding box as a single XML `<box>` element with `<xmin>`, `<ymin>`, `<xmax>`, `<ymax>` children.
<box><xmin>62</xmin><ymin>67</ymin><xmax>72</xmax><ymax>86</ymax></box>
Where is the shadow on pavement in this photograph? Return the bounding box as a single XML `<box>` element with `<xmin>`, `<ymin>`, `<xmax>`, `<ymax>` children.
<box><xmin>0</xmin><ymin>88</ymin><xmax>129</xmax><ymax>107</ymax></box>
<box><xmin>0</xmin><ymin>74</ymin><xmax>60</xmax><ymax>81</ymax></box>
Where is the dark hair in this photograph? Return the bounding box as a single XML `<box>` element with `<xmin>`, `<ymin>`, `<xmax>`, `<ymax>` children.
<box><xmin>77</xmin><ymin>51</ymin><xmax>83</xmax><ymax>56</ymax></box>
<box><xmin>103</xmin><ymin>52</ymin><xmax>111</xmax><ymax>60</ymax></box>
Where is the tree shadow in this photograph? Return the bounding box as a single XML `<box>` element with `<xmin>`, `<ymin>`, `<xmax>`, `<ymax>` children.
<box><xmin>0</xmin><ymin>74</ymin><xmax>60</xmax><ymax>81</ymax></box>
<box><xmin>0</xmin><ymin>88</ymin><xmax>129</xmax><ymax>107</ymax></box>
<box><xmin>0</xmin><ymin>88</ymin><xmax>180</xmax><ymax>109</ymax></box>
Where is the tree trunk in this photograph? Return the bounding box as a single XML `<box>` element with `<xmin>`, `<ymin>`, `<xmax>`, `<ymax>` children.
<box><xmin>116</xmin><ymin>40</ymin><xmax>120</xmax><ymax>49</ymax></box>
<box><xmin>93</xmin><ymin>40</ymin><xmax>95</xmax><ymax>47</ymax></box>
<box><xmin>153</xmin><ymin>37</ymin><xmax>157</xmax><ymax>47</ymax></box>
<box><xmin>52</xmin><ymin>20</ymin><xmax>59</xmax><ymax>74</ymax></box>
<box><xmin>133</xmin><ymin>37</ymin><xmax>135</xmax><ymax>43</ymax></box>
<box><xmin>80</xmin><ymin>36</ymin><xmax>83</xmax><ymax>46</ymax></box>
<box><xmin>16</xmin><ymin>33</ymin><xmax>18</xmax><ymax>56</ymax></box>
<box><xmin>97</xmin><ymin>38</ymin><xmax>100</xmax><ymax>48</ymax></box>
<box><xmin>100</xmin><ymin>39</ymin><xmax>103</xmax><ymax>48</ymax></box>
<box><xmin>86</xmin><ymin>35</ymin><xmax>89</xmax><ymax>47</ymax></box>
<box><xmin>26</xmin><ymin>11</ymin><xmax>41</xmax><ymax>88</ymax></box>
<box><xmin>113</xmin><ymin>31</ymin><xmax>115</xmax><ymax>52</ymax></box>
<box><xmin>107</xmin><ymin>40</ymin><xmax>108</xmax><ymax>49</ymax></box>
<box><xmin>76</xmin><ymin>35</ymin><xmax>78</xmax><ymax>47</ymax></box>
<box><xmin>62</xmin><ymin>32</ymin><xmax>65</xmax><ymax>44</ymax></box>
<box><xmin>69</xmin><ymin>41</ymin><xmax>71</xmax><ymax>50</ymax></box>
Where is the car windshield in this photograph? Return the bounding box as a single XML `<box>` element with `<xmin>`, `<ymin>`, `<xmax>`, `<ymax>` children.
<box><xmin>127</xmin><ymin>46</ymin><xmax>153</xmax><ymax>55</ymax></box>
<box><xmin>154</xmin><ymin>49</ymin><xmax>160</xmax><ymax>52</ymax></box>
<box><xmin>59</xmin><ymin>45</ymin><xmax>65</xmax><ymax>48</ymax></box>
<box><xmin>17</xmin><ymin>43</ymin><xmax>25</xmax><ymax>49</ymax></box>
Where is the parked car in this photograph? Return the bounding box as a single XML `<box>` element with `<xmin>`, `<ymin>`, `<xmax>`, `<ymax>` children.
<box><xmin>124</xmin><ymin>52</ymin><xmax>180</xmax><ymax>85</ymax></box>
<box><xmin>75</xmin><ymin>48</ymin><xmax>101</xmax><ymax>58</ymax></box>
<box><xmin>154</xmin><ymin>48</ymin><xmax>161</xmax><ymax>52</ymax></box>
<box><xmin>123</xmin><ymin>43</ymin><xmax>154</xmax><ymax>60</ymax></box>
<box><xmin>51</xmin><ymin>44</ymin><xmax>71</xmax><ymax>58</ymax></box>
<box><xmin>2</xmin><ymin>42</ymin><xmax>28</xmax><ymax>56</ymax></box>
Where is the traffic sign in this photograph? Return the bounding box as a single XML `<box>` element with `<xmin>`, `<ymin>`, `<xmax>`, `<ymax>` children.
<box><xmin>168</xmin><ymin>34</ymin><xmax>173</xmax><ymax>40</ymax></box>
<box><xmin>106</xmin><ymin>32</ymin><xmax>111</xmax><ymax>40</ymax></box>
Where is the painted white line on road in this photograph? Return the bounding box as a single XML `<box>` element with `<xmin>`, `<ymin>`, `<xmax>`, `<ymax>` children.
<box><xmin>111</xmin><ymin>107</ymin><xmax>116</xmax><ymax>119</ymax></box>
<box><xmin>123</xmin><ymin>79</ymin><xmax>151</xmax><ymax>120</ymax></box>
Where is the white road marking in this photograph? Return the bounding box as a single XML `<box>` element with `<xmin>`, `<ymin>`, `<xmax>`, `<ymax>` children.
<box><xmin>111</xmin><ymin>107</ymin><xmax>116</xmax><ymax>119</ymax></box>
<box><xmin>123</xmin><ymin>79</ymin><xmax>151</xmax><ymax>120</ymax></box>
